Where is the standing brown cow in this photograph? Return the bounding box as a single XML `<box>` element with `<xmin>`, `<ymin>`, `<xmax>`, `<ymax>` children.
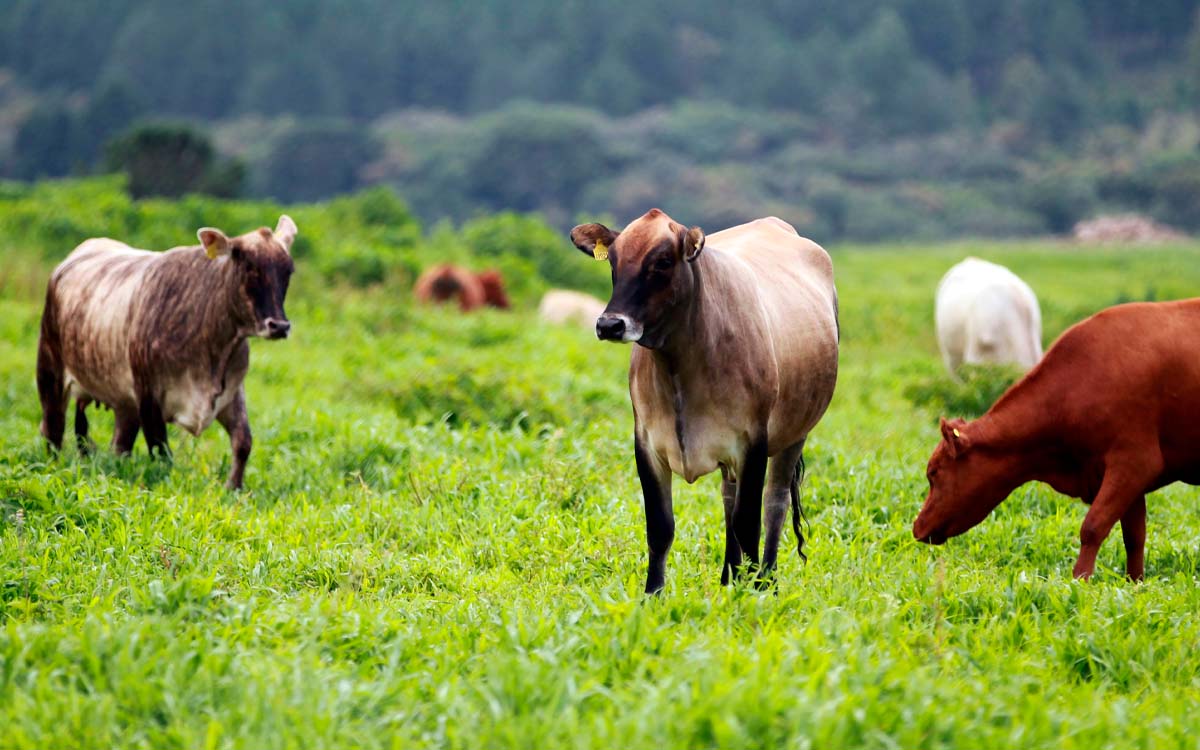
<box><xmin>913</xmin><ymin>299</ymin><xmax>1200</xmax><ymax>580</ymax></box>
<box><xmin>37</xmin><ymin>217</ymin><xmax>297</xmax><ymax>489</ymax></box>
<box><xmin>570</xmin><ymin>209</ymin><xmax>840</xmax><ymax>592</ymax></box>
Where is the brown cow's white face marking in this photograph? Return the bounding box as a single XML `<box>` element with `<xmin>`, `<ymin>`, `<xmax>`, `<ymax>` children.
<box><xmin>596</xmin><ymin>311</ymin><xmax>644</xmax><ymax>343</ymax></box>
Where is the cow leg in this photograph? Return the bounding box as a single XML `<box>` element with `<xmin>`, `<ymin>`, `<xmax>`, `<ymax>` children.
<box><xmin>731</xmin><ymin>437</ymin><xmax>769</xmax><ymax>582</ymax></box>
<box><xmin>217</xmin><ymin>388</ymin><xmax>252</xmax><ymax>491</ymax></box>
<box><xmin>1073</xmin><ymin>467</ymin><xmax>1149</xmax><ymax>579</ymax></box>
<box><xmin>74</xmin><ymin>398</ymin><xmax>92</xmax><ymax>455</ymax></box>
<box><xmin>635</xmin><ymin>436</ymin><xmax>674</xmax><ymax>594</ymax></box>
<box><xmin>1120</xmin><ymin>494</ymin><xmax>1147</xmax><ymax>581</ymax></box>
<box><xmin>760</xmin><ymin>440</ymin><xmax>806</xmax><ymax>586</ymax></box>
<box><xmin>139</xmin><ymin>396</ymin><xmax>170</xmax><ymax>459</ymax></box>
<box><xmin>36</xmin><ymin>338</ymin><xmax>65</xmax><ymax>451</ymax></box>
<box><xmin>111</xmin><ymin>408</ymin><xmax>141</xmax><ymax>455</ymax></box>
<box><xmin>720</xmin><ymin>470</ymin><xmax>741</xmax><ymax>585</ymax></box>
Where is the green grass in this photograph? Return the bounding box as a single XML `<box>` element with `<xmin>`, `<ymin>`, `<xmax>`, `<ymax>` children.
<box><xmin>3</xmin><ymin>239</ymin><xmax>1200</xmax><ymax>748</ymax></box>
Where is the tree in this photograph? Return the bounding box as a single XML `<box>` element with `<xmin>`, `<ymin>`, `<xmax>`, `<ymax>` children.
<box><xmin>1031</xmin><ymin>66</ymin><xmax>1092</xmax><ymax>144</ymax></box>
<box><xmin>260</xmin><ymin>122</ymin><xmax>379</xmax><ymax>203</ymax></box>
<box><xmin>465</xmin><ymin>106</ymin><xmax>610</xmax><ymax>220</ymax></box>
<box><xmin>10</xmin><ymin>102</ymin><xmax>75</xmax><ymax>179</ymax></box>
<box><xmin>1186</xmin><ymin>8</ymin><xmax>1200</xmax><ymax>107</ymax></box>
<box><xmin>103</xmin><ymin>123</ymin><xmax>243</xmax><ymax>199</ymax></box>
<box><xmin>74</xmin><ymin>79</ymin><xmax>147</xmax><ymax>168</ymax></box>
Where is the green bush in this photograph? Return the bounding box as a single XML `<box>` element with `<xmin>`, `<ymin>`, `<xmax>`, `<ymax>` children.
<box><xmin>1024</xmin><ymin>173</ymin><xmax>1097</xmax><ymax>234</ymax></box>
<box><xmin>1152</xmin><ymin>158</ymin><xmax>1200</xmax><ymax>231</ymax></box>
<box><xmin>904</xmin><ymin>364</ymin><xmax>1025</xmax><ymax>420</ymax></box>
<box><xmin>260</xmin><ymin>122</ymin><xmax>380</xmax><ymax>203</ymax></box>
<box><xmin>465</xmin><ymin>105</ymin><xmax>612</xmax><ymax>218</ymax></box>
<box><xmin>103</xmin><ymin>122</ymin><xmax>245</xmax><ymax>199</ymax></box>
<box><xmin>459</xmin><ymin>212</ymin><xmax>610</xmax><ymax>299</ymax></box>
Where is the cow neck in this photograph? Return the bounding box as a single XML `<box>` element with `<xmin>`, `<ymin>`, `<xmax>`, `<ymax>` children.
<box><xmin>967</xmin><ymin>365</ymin><xmax>1063</xmax><ymax>481</ymax></box>
<box><xmin>653</xmin><ymin>252</ymin><xmax>712</xmax><ymax>363</ymax></box>
<box><xmin>645</xmin><ymin>253</ymin><xmax>721</xmax><ymax>427</ymax></box>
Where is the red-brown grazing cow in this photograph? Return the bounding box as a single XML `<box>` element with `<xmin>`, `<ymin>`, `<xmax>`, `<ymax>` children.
<box><xmin>570</xmin><ymin>209</ymin><xmax>840</xmax><ymax>593</ymax></box>
<box><xmin>37</xmin><ymin>217</ymin><xmax>297</xmax><ymax>490</ymax></box>
<box><xmin>413</xmin><ymin>265</ymin><xmax>510</xmax><ymax>311</ymax></box>
<box><xmin>913</xmin><ymin>299</ymin><xmax>1200</xmax><ymax>580</ymax></box>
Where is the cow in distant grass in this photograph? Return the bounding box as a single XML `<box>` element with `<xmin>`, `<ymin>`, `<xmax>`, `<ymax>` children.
<box><xmin>569</xmin><ymin>209</ymin><xmax>840</xmax><ymax>592</ymax></box>
<box><xmin>936</xmin><ymin>257</ymin><xmax>1042</xmax><ymax>376</ymax></box>
<box><xmin>914</xmin><ymin>299</ymin><xmax>1200</xmax><ymax>580</ymax></box>
<box><xmin>538</xmin><ymin>289</ymin><xmax>606</xmax><ymax>331</ymax></box>
<box><xmin>37</xmin><ymin>217</ymin><xmax>297</xmax><ymax>489</ymax></box>
<box><xmin>414</xmin><ymin>265</ymin><xmax>509</xmax><ymax>311</ymax></box>
<box><xmin>476</xmin><ymin>270</ymin><xmax>511</xmax><ymax>310</ymax></box>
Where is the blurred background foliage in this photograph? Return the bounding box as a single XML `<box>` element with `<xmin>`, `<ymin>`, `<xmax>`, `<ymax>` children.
<box><xmin>0</xmin><ymin>0</ymin><xmax>1198</xmax><ymax>240</ymax></box>
<box><xmin>0</xmin><ymin>177</ymin><xmax>611</xmax><ymax>300</ymax></box>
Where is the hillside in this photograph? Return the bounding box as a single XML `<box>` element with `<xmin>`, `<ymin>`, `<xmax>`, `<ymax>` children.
<box><xmin>1</xmin><ymin>1</ymin><xmax>1198</xmax><ymax>240</ymax></box>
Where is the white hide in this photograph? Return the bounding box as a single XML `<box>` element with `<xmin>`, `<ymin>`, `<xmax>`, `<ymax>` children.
<box><xmin>538</xmin><ymin>289</ymin><xmax>607</xmax><ymax>331</ymax></box>
<box><xmin>935</xmin><ymin>257</ymin><xmax>1042</xmax><ymax>374</ymax></box>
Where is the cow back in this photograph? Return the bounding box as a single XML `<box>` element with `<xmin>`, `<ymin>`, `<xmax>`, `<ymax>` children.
<box><xmin>49</xmin><ymin>239</ymin><xmax>155</xmax><ymax>408</ymax></box>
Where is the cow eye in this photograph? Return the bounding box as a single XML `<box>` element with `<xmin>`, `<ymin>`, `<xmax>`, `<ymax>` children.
<box><xmin>653</xmin><ymin>255</ymin><xmax>674</xmax><ymax>271</ymax></box>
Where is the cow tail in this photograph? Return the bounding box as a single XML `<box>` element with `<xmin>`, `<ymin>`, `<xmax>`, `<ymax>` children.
<box><xmin>36</xmin><ymin>282</ymin><xmax>67</xmax><ymax>448</ymax></box>
<box><xmin>791</xmin><ymin>454</ymin><xmax>808</xmax><ymax>563</ymax></box>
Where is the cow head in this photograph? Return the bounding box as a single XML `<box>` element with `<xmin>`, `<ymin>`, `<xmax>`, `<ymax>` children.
<box><xmin>570</xmin><ymin>208</ymin><xmax>704</xmax><ymax>349</ymax></box>
<box><xmin>199</xmin><ymin>215</ymin><xmax>297</xmax><ymax>339</ymax></box>
<box><xmin>477</xmin><ymin>270</ymin><xmax>511</xmax><ymax>309</ymax></box>
<box><xmin>912</xmin><ymin>417</ymin><xmax>1020</xmax><ymax>545</ymax></box>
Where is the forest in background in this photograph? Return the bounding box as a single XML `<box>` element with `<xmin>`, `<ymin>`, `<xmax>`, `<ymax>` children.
<box><xmin>1</xmin><ymin>0</ymin><xmax>1199</xmax><ymax>240</ymax></box>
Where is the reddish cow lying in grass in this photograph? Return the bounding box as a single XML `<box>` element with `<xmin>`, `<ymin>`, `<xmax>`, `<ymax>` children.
<box><xmin>413</xmin><ymin>265</ymin><xmax>509</xmax><ymax>311</ymax></box>
<box><xmin>913</xmin><ymin>299</ymin><xmax>1200</xmax><ymax>580</ymax></box>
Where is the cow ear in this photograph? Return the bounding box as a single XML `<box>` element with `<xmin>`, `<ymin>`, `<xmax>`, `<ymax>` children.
<box><xmin>274</xmin><ymin>214</ymin><xmax>297</xmax><ymax>252</ymax></box>
<box><xmin>684</xmin><ymin>226</ymin><xmax>705</xmax><ymax>262</ymax></box>
<box><xmin>198</xmin><ymin>228</ymin><xmax>231</xmax><ymax>259</ymax></box>
<box><xmin>940</xmin><ymin>417</ymin><xmax>970</xmax><ymax>459</ymax></box>
<box><xmin>570</xmin><ymin>223</ymin><xmax>619</xmax><ymax>259</ymax></box>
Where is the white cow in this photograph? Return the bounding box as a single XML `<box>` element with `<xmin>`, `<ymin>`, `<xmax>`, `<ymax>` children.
<box><xmin>935</xmin><ymin>257</ymin><xmax>1042</xmax><ymax>375</ymax></box>
<box><xmin>538</xmin><ymin>289</ymin><xmax>607</xmax><ymax>332</ymax></box>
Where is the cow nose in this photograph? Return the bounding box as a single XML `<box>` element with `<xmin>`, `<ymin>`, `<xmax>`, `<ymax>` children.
<box><xmin>596</xmin><ymin>315</ymin><xmax>625</xmax><ymax>341</ymax></box>
<box><xmin>266</xmin><ymin>319</ymin><xmax>291</xmax><ymax>339</ymax></box>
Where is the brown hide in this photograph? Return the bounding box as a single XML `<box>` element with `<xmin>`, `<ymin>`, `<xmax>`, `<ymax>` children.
<box><xmin>570</xmin><ymin>208</ymin><xmax>840</xmax><ymax>592</ymax></box>
<box><xmin>37</xmin><ymin>217</ymin><xmax>296</xmax><ymax>489</ymax></box>
<box><xmin>477</xmin><ymin>270</ymin><xmax>511</xmax><ymax>309</ymax></box>
<box><xmin>914</xmin><ymin>299</ymin><xmax>1200</xmax><ymax>579</ymax></box>
<box><xmin>413</xmin><ymin>265</ymin><xmax>509</xmax><ymax>311</ymax></box>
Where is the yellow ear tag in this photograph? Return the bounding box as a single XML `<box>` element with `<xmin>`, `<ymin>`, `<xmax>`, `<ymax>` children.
<box><xmin>204</xmin><ymin>242</ymin><xmax>219</xmax><ymax>259</ymax></box>
<box><xmin>952</xmin><ymin>429</ymin><xmax>961</xmax><ymax>437</ymax></box>
<box><xmin>593</xmin><ymin>240</ymin><xmax>608</xmax><ymax>261</ymax></box>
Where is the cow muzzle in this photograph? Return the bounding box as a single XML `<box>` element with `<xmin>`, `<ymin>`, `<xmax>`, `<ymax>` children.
<box><xmin>912</xmin><ymin>513</ymin><xmax>947</xmax><ymax>545</ymax></box>
<box><xmin>596</xmin><ymin>313</ymin><xmax>642</xmax><ymax>343</ymax></box>
<box><xmin>262</xmin><ymin>318</ymin><xmax>291</xmax><ymax>339</ymax></box>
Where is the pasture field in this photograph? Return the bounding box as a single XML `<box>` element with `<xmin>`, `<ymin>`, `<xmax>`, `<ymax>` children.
<box><xmin>3</xmin><ymin>232</ymin><xmax>1200</xmax><ymax>748</ymax></box>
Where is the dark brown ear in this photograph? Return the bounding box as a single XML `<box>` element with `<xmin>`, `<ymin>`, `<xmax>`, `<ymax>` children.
<box><xmin>570</xmin><ymin>223</ymin><xmax>619</xmax><ymax>258</ymax></box>
<box><xmin>684</xmin><ymin>226</ymin><xmax>705</xmax><ymax>262</ymax></box>
<box><xmin>940</xmin><ymin>417</ymin><xmax>970</xmax><ymax>459</ymax></box>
